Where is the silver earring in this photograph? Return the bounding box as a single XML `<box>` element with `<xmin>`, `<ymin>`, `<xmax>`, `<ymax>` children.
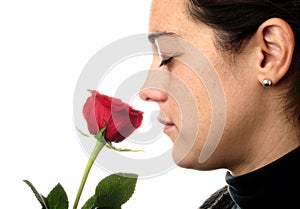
<box><xmin>262</xmin><ymin>79</ymin><xmax>272</xmax><ymax>87</ymax></box>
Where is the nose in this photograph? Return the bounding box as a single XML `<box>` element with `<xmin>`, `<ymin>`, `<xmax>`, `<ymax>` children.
<box><xmin>139</xmin><ymin>87</ymin><xmax>168</xmax><ymax>103</ymax></box>
<box><xmin>139</xmin><ymin>56</ymin><xmax>170</xmax><ymax>103</ymax></box>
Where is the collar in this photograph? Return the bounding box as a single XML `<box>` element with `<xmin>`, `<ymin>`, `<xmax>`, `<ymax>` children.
<box><xmin>226</xmin><ymin>146</ymin><xmax>300</xmax><ymax>209</ymax></box>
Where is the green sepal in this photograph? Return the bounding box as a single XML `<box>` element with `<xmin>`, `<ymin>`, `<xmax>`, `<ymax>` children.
<box><xmin>75</xmin><ymin>125</ymin><xmax>107</xmax><ymax>140</ymax></box>
<box><xmin>105</xmin><ymin>142</ymin><xmax>143</xmax><ymax>153</ymax></box>
<box><xmin>47</xmin><ymin>183</ymin><xmax>69</xmax><ymax>209</ymax></box>
<box><xmin>75</xmin><ymin>125</ymin><xmax>90</xmax><ymax>137</ymax></box>
<box><xmin>23</xmin><ymin>180</ymin><xmax>49</xmax><ymax>209</ymax></box>
<box><xmin>94</xmin><ymin>126</ymin><xmax>107</xmax><ymax>142</ymax></box>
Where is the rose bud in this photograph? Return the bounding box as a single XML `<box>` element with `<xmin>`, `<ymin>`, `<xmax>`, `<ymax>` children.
<box><xmin>82</xmin><ymin>90</ymin><xmax>143</xmax><ymax>142</ymax></box>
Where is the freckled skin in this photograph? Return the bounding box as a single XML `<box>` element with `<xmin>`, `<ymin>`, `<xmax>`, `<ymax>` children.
<box><xmin>140</xmin><ymin>0</ymin><xmax>300</xmax><ymax>175</ymax></box>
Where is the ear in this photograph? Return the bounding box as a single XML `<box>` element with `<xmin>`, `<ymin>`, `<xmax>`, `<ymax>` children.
<box><xmin>254</xmin><ymin>18</ymin><xmax>295</xmax><ymax>86</ymax></box>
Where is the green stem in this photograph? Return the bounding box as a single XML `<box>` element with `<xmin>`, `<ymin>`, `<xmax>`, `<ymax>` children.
<box><xmin>73</xmin><ymin>137</ymin><xmax>106</xmax><ymax>209</ymax></box>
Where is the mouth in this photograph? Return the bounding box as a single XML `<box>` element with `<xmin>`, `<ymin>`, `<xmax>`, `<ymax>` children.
<box><xmin>158</xmin><ymin>118</ymin><xmax>175</xmax><ymax>133</ymax></box>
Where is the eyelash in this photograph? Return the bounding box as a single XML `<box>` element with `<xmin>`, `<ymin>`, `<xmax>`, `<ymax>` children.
<box><xmin>159</xmin><ymin>57</ymin><xmax>174</xmax><ymax>67</ymax></box>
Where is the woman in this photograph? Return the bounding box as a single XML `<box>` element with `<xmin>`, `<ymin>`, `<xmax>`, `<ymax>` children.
<box><xmin>139</xmin><ymin>0</ymin><xmax>300</xmax><ymax>208</ymax></box>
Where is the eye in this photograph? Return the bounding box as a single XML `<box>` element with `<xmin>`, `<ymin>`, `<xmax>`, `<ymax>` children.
<box><xmin>159</xmin><ymin>57</ymin><xmax>174</xmax><ymax>67</ymax></box>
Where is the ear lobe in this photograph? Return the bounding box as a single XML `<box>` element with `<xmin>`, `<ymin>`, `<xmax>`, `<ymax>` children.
<box><xmin>257</xmin><ymin>18</ymin><xmax>295</xmax><ymax>85</ymax></box>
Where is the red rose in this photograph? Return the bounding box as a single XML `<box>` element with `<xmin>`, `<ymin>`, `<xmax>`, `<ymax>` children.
<box><xmin>82</xmin><ymin>90</ymin><xmax>143</xmax><ymax>142</ymax></box>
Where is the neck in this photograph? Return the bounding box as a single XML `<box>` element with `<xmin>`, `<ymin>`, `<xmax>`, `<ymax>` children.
<box><xmin>229</xmin><ymin>110</ymin><xmax>300</xmax><ymax>176</ymax></box>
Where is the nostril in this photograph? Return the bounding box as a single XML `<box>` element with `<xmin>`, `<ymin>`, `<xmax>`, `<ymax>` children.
<box><xmin>138</xmin><ymin>89</ymin><xmax>148</xmax><ymax>101</ymax></box>
<box><xmin>139</xmin><ymin>88</ymin><xmax>168</xmax><ymax>103</ymax></box>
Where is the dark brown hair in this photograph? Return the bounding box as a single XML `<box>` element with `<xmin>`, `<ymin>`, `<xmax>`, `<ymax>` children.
<box><xmin>187</xmin><ymin>0</ymin><xmax>300</xmax><ymax>128</ymax></box>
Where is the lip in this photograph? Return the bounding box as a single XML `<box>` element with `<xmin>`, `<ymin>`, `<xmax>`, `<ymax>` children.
<box><xmin>163</xmin><ymin>124</ymin><xmax>175</xmax><ymax>133</ymax></box>
<box><xmin>158</xmin><ymin>119</ymin><xmax>175</xmax><ymax>133</ymax></box>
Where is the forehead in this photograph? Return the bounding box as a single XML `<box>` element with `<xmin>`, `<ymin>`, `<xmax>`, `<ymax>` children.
<box><xmin>149</xmin><ymin>0</ymin><xmax>187</xmax><ymax>33</ymax></box>
<box><xmin>149</xmin><ymin>0</ymin><xmax>215</xmax><ymax>50</ymax></box>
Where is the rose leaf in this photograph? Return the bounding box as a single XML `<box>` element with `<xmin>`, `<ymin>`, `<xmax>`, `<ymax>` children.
<box><xmin>47</xmin><ymin>183</ymin><xmax>68</xmax><ymax>209</ymax></box>
<box><xmin>93</xmin><ymin>173</ymin><xmax>138</xmax><ymax>208</ymax></box>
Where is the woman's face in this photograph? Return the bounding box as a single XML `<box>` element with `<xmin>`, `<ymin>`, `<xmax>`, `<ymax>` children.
<box><xmin>140</xmin><ymin>0</ymin><xmax>264</xmax><ymax>170</ymax></box>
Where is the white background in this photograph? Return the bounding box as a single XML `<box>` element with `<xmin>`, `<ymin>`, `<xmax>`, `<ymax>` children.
<box><xmin>0</xmin><ymin>1</ymin><xmax>226</xmax><ymax>208</ymax></box>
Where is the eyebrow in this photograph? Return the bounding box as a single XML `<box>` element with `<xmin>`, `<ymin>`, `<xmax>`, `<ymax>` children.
<box><xmin>147</xmin><ymin>32</ymin><xmax>177</xmax><ymax>44</ymax></box>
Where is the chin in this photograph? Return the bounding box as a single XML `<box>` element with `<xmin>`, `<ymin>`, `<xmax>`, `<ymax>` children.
<box><xmin>172</xmin><ymin>145</ymin><xmax>198</xmax><ymax>169</ymax></box>
<box><xmin>175</xmin><ymin>158</ymin><xmax>196</xmax><ymax>169</ymax></box>
<box><xmin>172</xmin><ymin>145</ymin><xmax>222</xmax><ymax>171</ymax></box>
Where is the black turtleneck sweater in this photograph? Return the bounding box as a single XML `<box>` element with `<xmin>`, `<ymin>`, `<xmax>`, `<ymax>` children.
<box><xmin>226</xmin><ymin>146</ymin><xmax>300</xmax><ymax>209</ymax></box>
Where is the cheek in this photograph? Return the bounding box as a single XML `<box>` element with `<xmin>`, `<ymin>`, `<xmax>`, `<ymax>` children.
<box><xmin>170</xmin><ymin>66</ymin><xmax>213</xmax><ymax>167</ymax></box>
